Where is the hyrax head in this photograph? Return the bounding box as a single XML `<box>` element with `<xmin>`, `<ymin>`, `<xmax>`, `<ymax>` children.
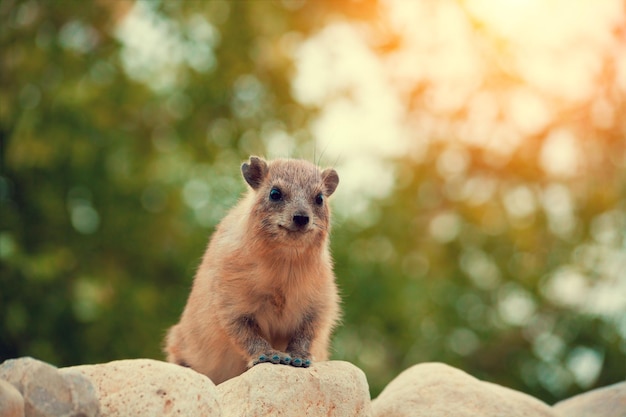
<box><xmin>241</xmin><ymin>156</ymin><xmax>339</xmax><ymax>246</ymax></box>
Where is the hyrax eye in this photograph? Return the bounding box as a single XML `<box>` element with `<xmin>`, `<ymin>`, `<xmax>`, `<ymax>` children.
<box><xmin>315</xmin><ymin>193</ymin><xmax>324</xmax><ymax>205</ymax></box>
<box><xmin>269</xmin><ymin>187</ymin><xmax>283</xmax><ymax>201</ymax></box>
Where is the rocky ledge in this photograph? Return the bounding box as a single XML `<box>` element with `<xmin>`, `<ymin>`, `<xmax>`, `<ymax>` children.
<box><xmin>0</xmin><ymin>357</ymin><xmax>624</xmax><ymax>417</ymax></box>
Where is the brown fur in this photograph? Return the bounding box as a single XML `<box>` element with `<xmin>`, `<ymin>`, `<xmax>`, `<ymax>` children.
<box><xmin>164</xmin><ymin>156</ymin><xmax>341</xmax><ymax>384</ymax></box>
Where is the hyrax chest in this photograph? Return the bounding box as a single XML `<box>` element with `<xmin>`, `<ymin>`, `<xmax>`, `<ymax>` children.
<box><xmin>235</xmin><ymin>157</ymin><xmax>339</xmax><ymax>338</ymax></box>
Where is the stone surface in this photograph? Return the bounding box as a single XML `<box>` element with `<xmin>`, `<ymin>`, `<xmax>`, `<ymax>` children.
<box><xmin>0</xmin><ymin>356</ymin><xmax>99</xmax><ymax>417</ymax></box>
<box><xmin>553</xmin><ymin>381</ymin><xmax>626</xmax><ymax>417</ymax></box>
<box><xmin>0</xmin><ymin>378</ymin><xmax>25</xmax><ymax>417</ymax></box>
<box><xmin>63</xmin><ymin>359</ymin><xmax>221</xmax><ymax>417</ymax></box>
<box><xmin>371</xmin><ymin>362</ymin><xmax>557</xmax><ymax>417</ymax></box>
<box><xmin>217</xmin><ymin>360</ymin><xmax>371</xmax><ymax>417</ymax></box>
<box><xmin>3</xmin><ymin>356</ymin><xmax>622</xmax><ymax>417</ymax></box>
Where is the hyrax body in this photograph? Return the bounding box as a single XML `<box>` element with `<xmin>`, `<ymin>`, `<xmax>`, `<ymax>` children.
<box><xmin>164</xmin><ymin>156</ymin><xmax>341</xmax><ymax>384</ymax></box>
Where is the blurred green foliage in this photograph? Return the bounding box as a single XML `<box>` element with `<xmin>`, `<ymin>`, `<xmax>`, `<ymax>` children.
<box><xmin>1</xmin><ymin>0</ymin><xmax>624</xmax><ymax>405</ymax></box>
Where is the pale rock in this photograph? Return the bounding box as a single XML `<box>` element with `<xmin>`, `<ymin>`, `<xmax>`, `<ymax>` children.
<box><xmin>0</xmin><ymin>378</ymin><xmax>25</xmax><ymax>417</ymax></box>
<box><xmin>553</xmin><ymin>381</ymin><xmax>626</xmax><ymax>417</ymax></box>
<box><xmin>371</xmin><ymin>362</ymin><xmax>557</xmax><ymax>417</ymax></box>
<box><xmin>0</xmin><ymin>356</ymin><xmax>99</xmax><ymax>417</ymax></box>
<box><xmin>217</xmin><ymin>360</ymin><xmax>371</xmax><ymax>417</ymax></box>
<box><xmin>63</xmin><ymin>359</ymin><xmax>220</xmax><ymax>417</ymax></box>
<box><xmin>4</xmin><ymin>355</ymin><xmax>622</xmax><ymax>417</ymax></box>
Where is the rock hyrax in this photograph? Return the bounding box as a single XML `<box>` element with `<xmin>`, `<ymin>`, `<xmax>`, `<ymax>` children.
<box><xmin>164</xmin><ymin>156</ymin><xmax>341</xmax><ymax>384</ymax></box>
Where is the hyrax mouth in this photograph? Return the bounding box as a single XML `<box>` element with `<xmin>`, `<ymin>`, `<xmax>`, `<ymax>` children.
<box><xmin>279</xmin><ymin>224</ymin><xmax>312</xmax><ymax>234</ymax></box>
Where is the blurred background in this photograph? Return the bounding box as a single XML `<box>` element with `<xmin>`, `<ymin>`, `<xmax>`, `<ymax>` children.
<box><xmin>1</xmin><ymin>0</ymin><xmax>625</xmax><ymax>404</ymax></box>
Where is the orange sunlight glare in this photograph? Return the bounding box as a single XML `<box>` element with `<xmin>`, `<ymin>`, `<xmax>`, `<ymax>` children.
<box><xmin>292</xmin><ymin>0</ymin><xmax>625</xmax><ymax>215</ymax></box>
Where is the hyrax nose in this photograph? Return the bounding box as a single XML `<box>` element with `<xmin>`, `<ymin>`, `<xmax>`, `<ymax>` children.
<box><xmin>293</xmin><ymin>213</ymin><xmax>310</xmax><ymax>228</ymax></box>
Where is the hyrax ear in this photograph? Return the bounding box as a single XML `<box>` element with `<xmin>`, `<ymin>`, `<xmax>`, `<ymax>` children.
<box><xmin>321</xmin><ymin>168</ymin><xmax>339</xmax><ymax>196</ymax></box>
<box><xmin>241</xmin><ymin>156</ymin><xmax>268</xmax><ymax>190</ymax></box>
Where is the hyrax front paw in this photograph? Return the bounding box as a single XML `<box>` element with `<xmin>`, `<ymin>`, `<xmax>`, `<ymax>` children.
<box><xmin>249</xmin><ymin>349</ymin><xmax>311</xmax><ymax>368</ymax></box>
<box><xmin>251</xmin><ymin>350</ymin><xmax>292</xmax><ymax>367</ymax></box>
<box><xmin>286</xmin><ymin>349</ymin><xmax>312</xmax><ymax>368</ymax></box>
